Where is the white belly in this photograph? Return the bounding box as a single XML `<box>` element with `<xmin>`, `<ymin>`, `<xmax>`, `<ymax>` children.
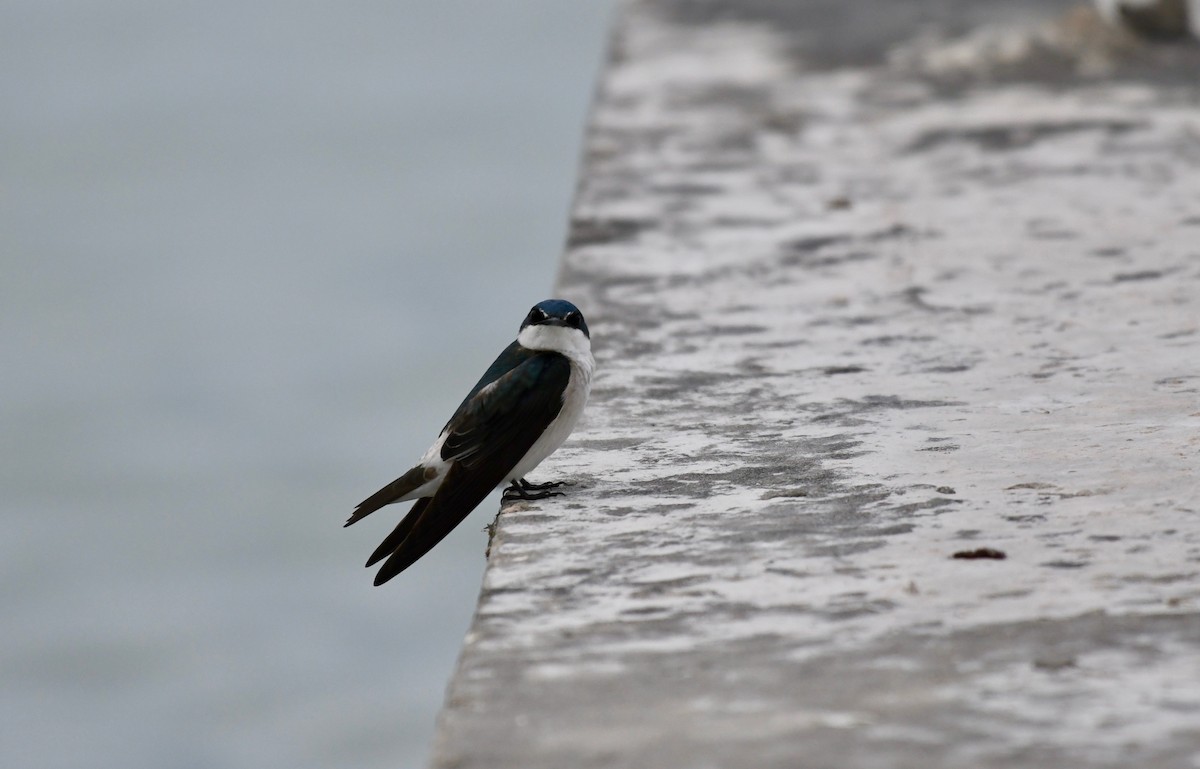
<box><xmin>506</xmin><ymin>355</ymin><xmax>592</xmax><ymax>482</ymax></box>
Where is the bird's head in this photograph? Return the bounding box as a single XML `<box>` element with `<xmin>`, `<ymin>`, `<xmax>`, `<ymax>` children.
<box><xmin>518</xmin><ymin>299</ymin><xmax>591</xmax><ymax>354</ymax></box>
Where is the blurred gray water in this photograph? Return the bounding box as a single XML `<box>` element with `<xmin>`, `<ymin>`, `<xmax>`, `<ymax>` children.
<box><xmin>0</xmin><ymin>2</ymin><xmax>611</xmax><ymax>767</ymax></box>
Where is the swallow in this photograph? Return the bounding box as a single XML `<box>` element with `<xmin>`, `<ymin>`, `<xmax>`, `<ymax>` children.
<box><xmin>346</xmin><ymin>299</ymin><xmax>594</xmax><ymax>585</ymax></box>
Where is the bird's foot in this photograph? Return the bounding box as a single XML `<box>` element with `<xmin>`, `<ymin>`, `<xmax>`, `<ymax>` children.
<box><xmin>519</xmin><ymin>478</ymin><xmax>565</xmax><ymax>492</ymax></box>
<box><xmin>502</xmin><ymin>479</ymin><xmax>564</xmax><ymax>502</ymax></box>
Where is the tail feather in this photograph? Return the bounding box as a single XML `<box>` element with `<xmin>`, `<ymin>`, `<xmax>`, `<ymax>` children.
<box><xmin>344</xmin><ymin>465</ymin><xmax>429</xmax><ymax>527</ymax></box>
<box><xmin>365</xmin><ymin>498</ymin><xmax>430</xmax><ymax>567</ymax></box>
<box><xmin>370</xmin><ymin>460</ymin><xmax>498</xmax><ymax>585</ymax></box>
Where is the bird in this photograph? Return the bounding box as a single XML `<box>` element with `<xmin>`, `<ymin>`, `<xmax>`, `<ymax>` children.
<box><xmin>345</xmin><ymin>299</ymin><xmax>594</xmax><ymax>585</ymax></box>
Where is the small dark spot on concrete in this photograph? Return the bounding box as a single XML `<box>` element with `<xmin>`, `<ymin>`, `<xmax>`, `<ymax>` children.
<box><xmin>1029</xmin><ymin>228</ymin><xmax>1078</xmax><ymax>241</ymax></box>
<box><xmin>1006</xmin><ymin>482</ymin><xmax>1057</xmax><ymax>490</ymax></box>
<box><xmin>761</xmin><ymin>488</ymin><xmax>809</xmax><ymax>500</ymax></box>
<box><xmin>811</xmin><ymin>395</ymin><xmax>958</xmax><ymax>426</ymax></box>
<box><xmin>901</xmin><ymin>286</ymin><xmax>991</xmax><ymax>315</ymax></box>
<box><xmin>631</xmin><ymin>575</ymin><xmax>711</xmax><ymax>597</ymax></box>
<box><xmin>784</xmin><ymin>234</ymin><xmax>851</xmax><ymax>253</ymax></box>
<box><xmin>805</xmin><ymin>541</ymin><xmax>884</xmax><ymax>559</ymax></box>
<box><xmin>936</xmin><ymin>486</ymin><xmax>957</xmax><ymax>495</ymax></box>
<box><xmin>827</xmin><ymin>196</ymin><xmax>852</xmax><ymax>210</ymax></box>
<box><xmin>1088</xmin><ymin>534</ymin><xmax>1122</xmax><ymax>542</ymax></box>
<box><xmin>953</xmin><ymin>547</ymin><xmax>1007</xmax><ymax>560</ymax></box>
<box><xmin>823</xmin><ymin>365</ymin><xmax>867</xmax><ymax>375</ymax></box>
<box><xmin>918</xmin><ymin>444</ymin><xmax>959</xmax><ymax>452</ymax></box>
<box><xmin>1090</xmin><ymin>246</ymin><xmax>1125</xmax><ymax>258</ymax></box>
<box><xmin>642</xmin><ymin>369</ymin><xmax>732</xmax><ymax>399</ymax></box>
<box><xmin>680</xmin><ymin>324</ymin><xmax>769</xmax><ymax>338</ymax></box>
<box><xmin>762</xmin><ymin>109</ymin><xmax>807</xmax><ymax>134</ymax></box>
<box><xmin>805</xmin><ymin>250</ymin><xmax>877</xmax><ymax>269</ymax></box>
<box><xmin>1005</xmin><ymin>514</ymin><xmax>1047</xmax><ymax>523</ymax></box>
<box><xmin>1033</xmin><ymin>656</ymin><xmax>1076</xmax><ymax>671</ymax></box>
<box><xmin>892</xmin><ymin>497</ymin><xmax>960</xmax><ymax>517</ymax></box>
<box><xmin>861</xmin><ymin>334</ymin><xmax>935</xmax><ymax>346</ymax></box>
<box><xmin>986</xmin><ymin>589</ymin><xmax>1032</xmax><ymax>600</ymax></box>
<box><xmin>780</xmin><ymin>235</ymin><xmax>878</xmax><ymax>269</ymax></box>
<box><xmin>1113</xmin><ymin>270</ymin><xmax>1164</xmax><ymax>282</ymax></box>
<box><xmin>572</xmin><ymin>437</ymin><xmax>645</xmax><ymax>450</ymax></box>
<box><xmin>1055</xmin><ymin>489</ymin><xmax>1102</xmax><ymax>500</ymax></box>
<box><xmin>905</xmin><ymin>119</ymin><xmax>1145</xmax><ymax>153</ymax></box>
<box><xmin>621</xmin><ymin>605</ymin><xmax>672</xmax><ymax>616</ymax></box>
<box><xmin>1181</xmin><ymin>216</ymin><xmax>1200</xmax><ymax>227</ymax></box>
<box><xmin>820</xmin><ymin>437</ymin><xmax>863</xmax><ymax>454</ymax></box>
<box><xmin>567</xmin><ymin>217</ymin><xmax>655</xmax><ymax>248</ymax></box>
<box><xmin>714</xmin><ymin>217</ymin><xmax>783</xmax><ymax>229</ymax></box>
<box><xmin>1159</xmin><ymin>328</ymin><xmax>1197</xmax><ymax>339</ymax></box>
<box><xmin>956</xmin><ymin>529</ymin><xmax>979</xmax><ymax>539</ymax></box>
<box><xmin>809</xmin><ymin>314</ymin><xmax>884</xmax><ymax>328</ymax></box>
<box><xmin>818</xmin><ymin>598</ymin><xmax>896</xmax><ymax>620</ymax></box>
<box><xmin>1042</xmin><ymin>560</ymin><xmax>1089</xmax><ymax>569</ymax></box>
<box><xmin>868</xmin><ymin>223</ymin><xmax>930</xmax><ymax>241</ymax></box>
<box><xmin>1120</xmin><ymin>572</ymin><xmax>1198</xmax><ymax>585</ymax></box>
<box><xmin>650</xmin><ymin>182</ymin><xmax>725</xmax><ymax>196</ymax></box>
<box><xmin>1155</xmin><ymin>375</ymin><xmax>1200</xmax><ymax>392</ymax></box>
<box><xmin>680</xmin><ymin>83</ymin><xmax>770</xmax><ymax>111</ymax></box>
<box><xmin>923</xmin><ymin>364</ymin><xmax>973</xmax><ymax>374</ymax></box>
<box><xmin>765</xmin><ymin>566</ymin><xmax>811</xmax><ymax>579</ymax></box>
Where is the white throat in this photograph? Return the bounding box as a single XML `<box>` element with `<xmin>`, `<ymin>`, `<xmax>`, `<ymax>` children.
<box><xmin>517</xmin><ymin>324</ymin><xmax>592</xmax><ymax>364</ymax></box>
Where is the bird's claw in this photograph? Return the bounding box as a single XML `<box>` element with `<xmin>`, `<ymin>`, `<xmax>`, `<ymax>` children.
<box><xmin>519</xmin><ymin>478</ymin><xmax>566</xmax><ymax>492</ymax></box>
<box><xmin>502</xmin><ymin>480</ymin><xmax>566</xmax><ymax>502</ymax></box>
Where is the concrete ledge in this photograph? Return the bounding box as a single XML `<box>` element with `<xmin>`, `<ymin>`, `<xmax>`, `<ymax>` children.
<box><xmin>432</xmin><ymin>2</ymin><xmax>1200</xmax><ymax>767</ymax></box>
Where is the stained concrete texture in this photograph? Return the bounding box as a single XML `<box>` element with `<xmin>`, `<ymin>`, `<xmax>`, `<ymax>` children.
<box><xmin>431</xmin><ymin>2</ymin><xmax>1200</xmax><ymax>767</ymax></box>
<box><xmin>1094</xmin><ymin>0</ymin><xmax>1200</xmax><ymax>41</ymax></box>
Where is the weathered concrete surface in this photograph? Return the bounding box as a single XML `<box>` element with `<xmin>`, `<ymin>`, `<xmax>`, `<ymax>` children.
<box><xmin>432</xmin><ymin>2</ymin><xmax>1200</xmax><ymax>767</ymax></box>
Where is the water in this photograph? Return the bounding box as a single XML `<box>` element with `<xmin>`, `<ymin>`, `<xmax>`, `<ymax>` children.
<box><xmin>0</xmin><ymin>2</ymin><xmax>612</xmax><ymax>767</ymax></box>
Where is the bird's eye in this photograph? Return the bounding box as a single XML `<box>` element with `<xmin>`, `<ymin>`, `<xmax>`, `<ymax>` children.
<box><xmin>529</xmin><ymin>306</ymin><xmax>546</xmax><ymax>322</ymax></box>
<box><xmin>564</xmin><ymin>311</ymin><xmax>579</xmax><ymax>327</ymax></box>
